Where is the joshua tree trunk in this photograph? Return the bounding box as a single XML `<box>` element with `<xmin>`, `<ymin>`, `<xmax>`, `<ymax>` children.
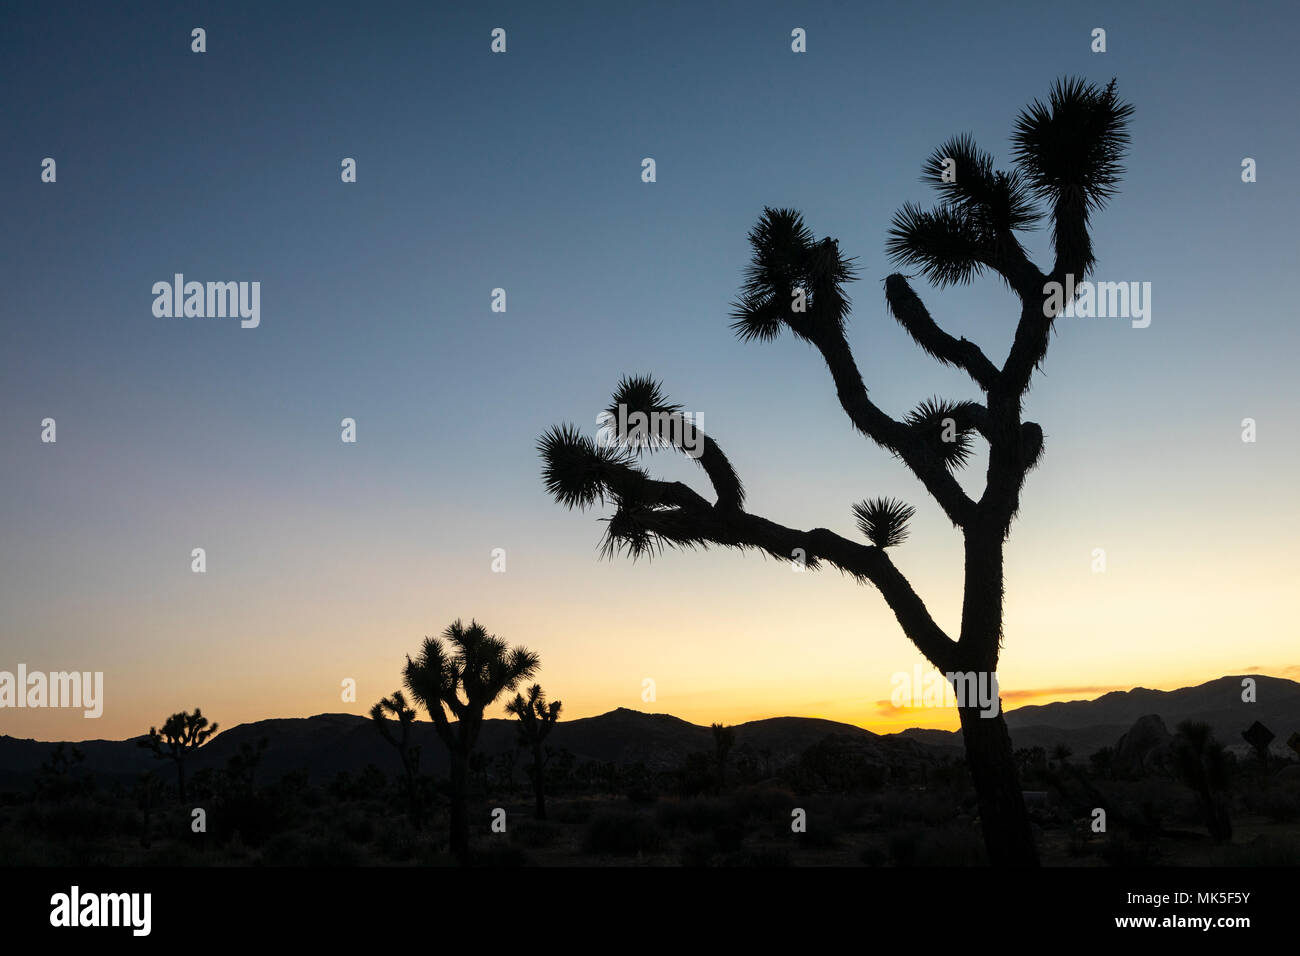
<box><xmin>532</xmin><ymin>742</ymin><xmax>547</xmax><ymax>820</ymax></box>
<box><xmin>449</xmin><ymin>748</ymin><xmax>470</xmax><ymax>863</ymax></box>
<box><xmin>959</xmin><ymin>705</ymin><xmax>1037</xmax><ymax>865</ymax></box>
<box><xmin>957</xmin><ymin>523</ymin><xmax>1038</xmax><ymax>866</ymax></box>
<box><xmin>175</xmin><ymin>759</ymin><xmax>186</xmax><ymax>804</ymax></box>
<box><xmin>404</xmin><ymin>762</ymin><xmax>422</xmax><ymax>831</ymax></box>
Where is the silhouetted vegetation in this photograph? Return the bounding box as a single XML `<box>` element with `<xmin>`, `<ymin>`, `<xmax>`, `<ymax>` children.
<box><xmin>370</xmin><ymin>691</ymin><xmax>423</xmax><ymax>829</ymax></box>
<box><xmin>401</xmin><ymin>619</ymin><xmax>539</xmax><ymax>863</ymax></box>
<box><xmin>4</xmin><ymin>717</ymin><xmax>1298</xmax><ymax>867</ymax></box>
<box><xmin>137</xmin><ymin>708</ymin><xmax>218</xmax><ymax>804</ymax></box>
<box><xmin>506</xmin><ymin>684</ymin><xmax>562</xmax><ymax>820</ymax></box>
<box><xmin>538</xmin><ymin>77</ymin><xmax>1136</xmax><ymax>867</ymax></box>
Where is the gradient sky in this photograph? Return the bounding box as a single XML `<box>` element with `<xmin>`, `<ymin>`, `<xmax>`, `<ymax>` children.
<box><xmin>2</xmin><ymin>1</ymin><xmax>1298</xmax><ymax>742</ymax></box>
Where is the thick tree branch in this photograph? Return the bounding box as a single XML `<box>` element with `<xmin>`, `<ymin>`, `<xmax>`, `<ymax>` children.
<box><xmin>595</xmin><ymin>455</ymin><xmax>959</xmax><ymax>671</ymax></box>
<box><xmin>884</xmin><ymin>274</ymin><xmax>999</xmax><ymax>391</ymax></box>
<box><xmin>805</xmin><ymin>323</ymin><xmax>977</xmax><ymax>527</ymax></box>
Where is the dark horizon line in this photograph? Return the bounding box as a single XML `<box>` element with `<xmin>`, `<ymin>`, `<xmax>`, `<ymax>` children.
<box><xmin>7</xmin><ymin>671</ymin><xmax>1294</xmax><ymax>746</ymax></box>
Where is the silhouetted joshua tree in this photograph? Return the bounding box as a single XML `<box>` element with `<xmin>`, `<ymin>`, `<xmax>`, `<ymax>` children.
<box><xmin>711</xmin><ymin>722</ymin><xmax>736</xmax><ymax>789</ymax></box>
<box><xmin>539</xmin><ymin>77</ymin><xmax>1133</xmax><ymax>867</ymax></box>
<box><xmin>1051</xmin><ymin>743</ymin><xmax>1073</xmax><ymax>769</ymax></box>
<box><xmin>495</xmin><ymin>747</ymin><xmax>519</xmax><ymax>791</ymax></box>
<box><xmin>370</xmin><ymin>690</ymin><xmax>423</xmax><ymax>829</ymax></box>
<box><xmin>137</xmin><ymin>708</ymin><xmax>218</xmax><ymax>804</ymax></box>
<box><xmin>36</xmin><ymin>742</ymin><xmax>90</xmax><ymax>802</ymax></box>
<box><xmin>507</xmin><ymin>683</ymin><xmax>562</xmax><ymax>819</ymax></box>
<box><xmin>1173</xmin><ymin>720</ymin><xmax>1233</xmax><ymax>842</ymax></box>
<box><xmin>134</xmin><ymin>771</ymin><xmax>164</xmax><ymax>849</ymax></box>
<box><xmin>223</xmin><ymin>735</ymin><xmax>269</xmax><ymax>794</ymax></box>
<box><xmin>403</xmin><ymin>619</ymin><xmax>539</xmax><ymax>863</ymax></box>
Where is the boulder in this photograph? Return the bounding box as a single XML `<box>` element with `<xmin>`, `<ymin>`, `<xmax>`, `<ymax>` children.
<box><xmin>1114</xmin><ymin>714</ymin><xmax>1173</xmax><ymax>775</ymax></box>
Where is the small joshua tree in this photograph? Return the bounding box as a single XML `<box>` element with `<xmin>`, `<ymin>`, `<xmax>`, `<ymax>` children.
<box><xmin>135</xmin><ymin>770</ymin><xmax>164</xmax><ymax>849</ymax></box>
<box><xmin>506</xmin><ymin>683</ymin><xmax>562</xmax><ymax>819</ymax></box>
<box><xmin>539</xmin><ymin>77</ymin><xmax>1134</xmax><ymax>867</ymax></box>
<box><xmin>402</xmin><ymin>619</ymin><xmax>539</xmax><ymax>863</ymax></box>
<box><xmin>711</xmin><ymin>722</ymin><xmax>736</xmax><ymax>789</ymax></box>
<box><xmin>1173</xmin><ymin>720</ymin><xmax>1233</xmax><ymax>842</ymax></box>
<box><xmin>36</xmin><ymin>742</ymin><xmax>89</xmax><ymax>802</ymax></box>
<box><xmin>1051</xmin><ymin>743</ymin><xmax>1073</xmax><ymax>769</ymax></box>
<box><xmin>370</xmin><ymin>690</ymin><xmax>423</xmax><ymax>829</ymax></box>
<box><xmin>138</xmin><ymin>708</ymin><xmax>218</xmax><ymax>804</ymax></box>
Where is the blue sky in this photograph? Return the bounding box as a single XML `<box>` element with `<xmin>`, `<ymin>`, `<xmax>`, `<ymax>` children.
<box><xmin>2</xmin><ymin>0</ymin><xmax>1298</xmax><ymax>739</ymax></box>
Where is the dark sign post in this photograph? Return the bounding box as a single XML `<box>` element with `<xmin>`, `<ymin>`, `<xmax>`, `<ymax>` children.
<box><xmin>1242</xmin><ymin>721</ymin><xmax>1275</xmax><ymax>770</ymax></box>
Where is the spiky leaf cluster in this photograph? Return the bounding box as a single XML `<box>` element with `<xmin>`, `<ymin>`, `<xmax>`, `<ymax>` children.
<box><xmin>538</xmin><ymin>423</ymin><xmax>636</xmax><ymax>509</ymax></box>
<box><xmin>853</xmin><ymin>497</ymin><xmax>916</xmax><ymax>549</ymax></box>
<box><xmin>603</xmin><ymin>373</ymin><xmax>686</xmax><ymax>454</ymax></box>
<box><xmin>905</xmin><ymin>397</ymin><xmax>978</xmax><ymax>470</ymax></box>
<box><xmin>1010</xmin><ymin>77</ymin><xmax>1133</xmax><ymax>215</ymax></box>
<box><xmin>731</xmin><ymin>207</ymin><xmax>858</xmax><ymax>342</ymax></box>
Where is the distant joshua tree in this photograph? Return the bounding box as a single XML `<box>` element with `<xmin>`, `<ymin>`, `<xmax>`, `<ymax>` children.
<box><xmin>540</xmin><ymin>77</ymin><xmax>1133</xmax><ymax>867</ymax></box>
<box><xmin>1050</xmin><ymin>743</ymin><xmax>1073</xmax><ymax>769</ymax></box>
<box><xmin>134</xmin><ymin>771</ymin><xmax>164</xmax><ymax>849</ymax></box>
<box><xmin>495</xmin><ymin>747</ymin><xmax>519</xmax><ymax>791</ymax></box>
<box><xmin>711</xmin><ymin>722</ymin><xmax>736</xmax><ymax>789</ymax></box>
<box><xmin>223</xmin><ymin>735</ymin><xmax>269</xmax><ymax>794</ymax></box>
<box><xmin>138</xmin><ymin>708</ymin><xmax>218</xmax><ymax>804</ymax></box>
<box><xmin>402</xmin><ymin>619</ymin><xmax>539</xmax><ymax>863</ymax></box>
<box><xmin>1089</xmin><ymin>745</ymin><xmax>1115</xmax><ymax>780</ymax></box>
<box><xmin>1172</xmin><ymin>720</ymin><xmax>1233</xmax><ymax>842</ymax></box>
<box><xmin>36</xmin><ymin>742</ymin><xmax>89</xmax><ymax>801</ymax></box>
<box><xmin>507</xmin><ymin>683</ymin><xmax>562</xmax><ymax>819</ymax></box>
<box><xmin>370</xmin><ymin>690</ymin><xmax>423</xmax><ymax>829</ymax></box>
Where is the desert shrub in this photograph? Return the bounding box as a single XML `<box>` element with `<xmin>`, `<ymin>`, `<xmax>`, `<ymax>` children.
<box><xmin>340</xmin><ymin>812</ymin><xmax>375</xmax><ymax>845</ymax></box>
<box><xmin>1244</xmin><ymin>784</ymin><xmax>1300</xmax><ymax>824</ymax></box>
<box><xmin>21</xmin><ymin>797</ymin><xmax>134</xmax><ymax>841</ymax></box>
<box><xmin>212</xmin><ymin>791</ymin><xmax>293</xmax><ymax>847</ymax></box>
<box><xmin>511</xmin><ymin>818</ymin><xmax>560</xmax><ymax>848</ymax></box>
<box><xmin>374</xmin><ymin>819</ymin><xmax>418</xmax><ymax>861</ymax></box>
<box><xmin>261</xmin><ymin>830</ymin><xmax>361</xmax><ymax>866</ymax></box>
<box><xmin>655</xmin><ymin>797</ymin><xmax>731</xmax><ymax>833</ymax></box>
<box><xmin>807</xmin><ymin>793</ymin><xmax>874</xmax><ymax>830</ymax></box>
<box><xmin>0</xmin><ymin>830</ymin><xmax>61</xmax><ymax>866</ymax></box>
<box><xmin>551</xmin><ymin>800</ymin><xmax>593</xmax><ymax>824</ymax></box>
<box><xmin>679</xmin><ymin>835</ymin><xmax>715</xmax><ymax>867</ymax></box>
<box><xmin>143</xmin><ymin>841</ymin><xmax>203</xmax><ymax>866</ymax></box>
<box><xmin>1212</xmin><ymin>835</ymin><xmax>1300</xmax><ymax>866</ymax></box>
<box><xmin>1108</xmin><ymin>778</ymin><xmax>1183</xmax><ymax>830</ymax></box>
<box><xmin>887</xmin><ymin>823</ymin><xmax>984</xmax><ymax>865</ymax></box>
<box><xmin>296</xmin><ymin>834</ymin><xmax>365</xmax><ymax>866</ymax></box>
<box><xmin>712</xmin><ymin>822</ymin><xmax>746</xmax><ymax>853</ymax></box>
<box><xmin>259</xmin><ymin>830</ymin><xmax>304</xmax><ymax>865</ymax></box>
<box><xmin>873</xmin><ymin>790</ymin><xmax>954</xmax><ymax>827</ymax></box>
<box><xmin>917</xmin><ymin>824</ymin><xmax>985</xmax><ymax>865</ymax></box>
<box><xmin>473</xmin><ymin>843</ymin><xmax>530</xmax><ymax>867</ymax></box>
<box><xmin>727</xmin><ymin>785</ymin><xmax>796</xmax><ymax>822</ymax></box>
<box><xmin>625</xmin><ymin>784</ymin><xmax>658</xmax><ymax>805</ymax></box>
<box><xmin>582</xmin><ymin>810</ymin><xmax>665</xmax><ymax>856</ymax></box>
<box><xmin>799</xmin><ymin>817</ymin><xmax>841</xmax><ymax>848</ymax></box>
<box><xmin>731</xmin><ymin>846</ymin><xmax>791</xmax><ymax>867</ymax></box>
<box><xmin>1067</xmin><ymin>827</ymin><xmax>1098</xmax><ymax>859</ymax></box>
<box><xmin>888</xmin><ymin>826</ymin><xmax>924</xmax><ymax>865</ymax></box>
<box><xmin>1101</xmin><ymin>831</ymin><xmax>1160</xmax><ymax>866</ymax></box>
<box><xmin>858</xmin><ymin>842</ymin><xmax>889</xmax><ymax>866</ymax></box>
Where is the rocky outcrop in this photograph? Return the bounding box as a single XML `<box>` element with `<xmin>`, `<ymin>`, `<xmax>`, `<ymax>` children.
<box><xmin>1114</xmin><ymin>714</ymin><xmax>1173</xmax><ymax>775</ymax></box>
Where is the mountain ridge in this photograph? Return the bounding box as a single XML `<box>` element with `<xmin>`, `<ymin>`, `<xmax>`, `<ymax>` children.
<box><xmin>3</xmin><ymin>674</ymin><xmax>1296</xmax><ymax>788</ymax></box>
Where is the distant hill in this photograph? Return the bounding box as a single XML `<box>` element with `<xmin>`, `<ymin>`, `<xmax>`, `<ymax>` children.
<box><xmin>894</xmin><ymin>675</ymin><xmax>1300</xmax><ymax>757</ymax></box>
<box><xmin>0</xmin><ymin>707</ymin><xmax>954</xmax><ymax>790</ymax></box>
<box><xmin>2</xmin><ymin>675</ymin><xmax>1296</xmax><ymax>789</ymax></box>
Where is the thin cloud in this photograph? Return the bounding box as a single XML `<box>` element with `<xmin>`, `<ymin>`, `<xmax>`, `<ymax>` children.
<box><xmin>999</xmin><ymin>684</ymin><xmax>1128</xmax><ymax>704</ymax></box>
